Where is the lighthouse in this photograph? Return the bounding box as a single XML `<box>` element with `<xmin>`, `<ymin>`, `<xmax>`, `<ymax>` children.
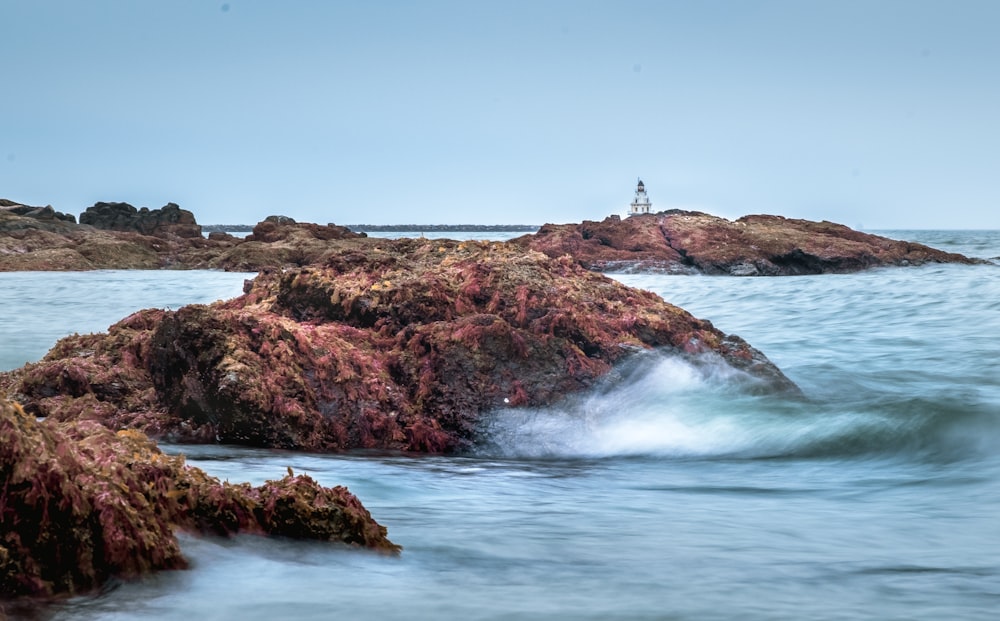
<box><xmin>629</xmin><ymin>178</ymin><xmax>652</xmax><ymax>216</ymax></box>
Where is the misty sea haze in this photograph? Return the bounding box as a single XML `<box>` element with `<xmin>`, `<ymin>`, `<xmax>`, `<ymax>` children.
<box><xmin>1</xmin><ymin>230</ymin><xmax>998</xmax><ymax>621</ymax></box>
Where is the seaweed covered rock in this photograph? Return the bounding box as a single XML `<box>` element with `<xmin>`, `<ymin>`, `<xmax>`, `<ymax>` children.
<box><xmin>0</xmin><ymin>398</ymin><xmax>398</xmax><ymax>599</ymax></box>
<box><xmin>3</xmin><ymin>239</ymin><xmax>797</xmax><ymax>454</ymax></box>
<box><xmin>208</xmin><ymin>217</ymin><xmax>366</xmax><ymax>270</ymax></box>
<box><xmin>515</xmin><ymin>211</ymin><xmax>981</xmax><ymax>275</ymax></box>
<box><xmin>515</xmin><ymin>214</ymin><xmax>688</xmax><ymax>273</ymax></box>
<box><xmin>4</xmin><ymin>199</ymin><xmax>981</xmax><ymax>274</ymax></box>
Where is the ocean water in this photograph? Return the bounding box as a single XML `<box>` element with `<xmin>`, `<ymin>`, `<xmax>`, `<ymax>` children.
<box><xmin>1</xmin><ymin>231</ymin><xmax>998</xmax><ymax>621</ymax></box>
<box><xmin>361</xmin><ymin>230</ymin><xmax>532</xmax><ymax>241</ymax></box>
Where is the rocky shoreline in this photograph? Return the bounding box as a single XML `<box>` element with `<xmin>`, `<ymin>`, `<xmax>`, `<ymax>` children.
<box><xmin>0</xmin><ymin>201</ymin><xmax>365</xmax><ymax>272</ymax></box>
<box><xmin>1</xmin><ymin>230</ymin><xmax>801</xmax><ymax>597</ymax></box>
<box><xmin>1</xmin><ymin>199</ymin><xmax>983</xmax><ymax>274</ymax></box>
<box><xmin>1</xmin><ymin>238</ymin><xmax>798</xmax><ymax>455</ymax></box>
<box><xmin>0</xmin><ymin>197</ymin><xmax>984</xmax><ymax>599</ymax></box>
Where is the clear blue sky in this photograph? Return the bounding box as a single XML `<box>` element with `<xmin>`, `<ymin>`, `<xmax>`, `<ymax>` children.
<box><xmin>3</xmin><ymin>0</ymin><xmax>999</xmax><ymax>228</ymax></box>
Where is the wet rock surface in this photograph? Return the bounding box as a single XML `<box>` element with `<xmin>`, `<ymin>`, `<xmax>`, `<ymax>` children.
<box><xmin>1</xmin><ymin>239</ymin><xmax>798</xmax><ymax>454</ymax></box>
<box><xmin>0</xmin><ymin>398</ymin><xmax>398</xmax><ymax>600</ymax></box>
<box><xmin>515</xmin><ymin>211</ymin><xmax>981</xmax><ymax>275</ymax></box>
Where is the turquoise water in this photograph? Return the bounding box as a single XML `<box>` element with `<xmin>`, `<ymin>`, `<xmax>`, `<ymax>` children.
<box><xmin>2</xmin><ymin>231</ymin><xmax>998</xmax><ymax>620</ymax></box>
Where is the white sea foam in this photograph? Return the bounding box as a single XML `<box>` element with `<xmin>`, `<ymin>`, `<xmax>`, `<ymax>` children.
<box><xmin>479</xmin><ymin>353</ymin><xmax>769</xmax><ymax>458</ymax></box>
<box><xmin>477</xmin><ymin>352</ymin><xmax>971</xmax><ymax>460</ymax></box>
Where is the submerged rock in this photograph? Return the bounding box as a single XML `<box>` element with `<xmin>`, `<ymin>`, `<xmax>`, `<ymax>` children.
<box><xmin>2</xmin><ymin>239</ymin><xmax>798</xmax><ymax>454</ymax></box>
<box><xmin>514</xmin><ymin>211</ymin><xmax>982</xmax><ymax>275</ymax></box>
<box><xmin>0</xmin><ymin>397</ymin><xmax>398</xmax><ymax>599</ymax></box>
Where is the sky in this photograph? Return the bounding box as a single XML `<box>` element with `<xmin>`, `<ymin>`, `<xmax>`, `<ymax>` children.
<box><xmin>3</xmin><ymin>0</ymin><xmax>999</xmax><ymax>229</ymax></box>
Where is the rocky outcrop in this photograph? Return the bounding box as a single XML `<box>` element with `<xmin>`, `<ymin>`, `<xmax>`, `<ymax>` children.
<box><xmin>515</xmin><ymin>211</ymin><xmax>982</xmax><ymax>275</ymax></box>
<box><xmin>79</xmin><ymin>202</ymin><xmax>202</xmax><ymax>238</ymax></box>
<box><xmin>1</xmin><ymin>239</ymin><xmax>798</xmax><ymax>454</ymax></box>
<box><xmin>209</xmin><ymin>216</ymin><xmax>366</xmax><ymax>271</ymax></box>
<box><xmin>0</xmin><ymin>208</ymin><xmax>369</xmax><ymax>272</ymax></box>
<box><xmin>0</xmin><ymin>199</ymin><xmax>77</xmax><ymax>225</ymax></box>
<box><xmin>2</xmin><ymin>201</ymin><xmax>981</xmax><ymax>274</ymax></box>
<box><xmin>0</xmin><ymin>397</ymin><xmax>398</xmax><ymax>599</ymax></box>
<box><xmin>514</xmin><ymin>213</ymin><xmax>689</xmax><ymax>274</ymax></box>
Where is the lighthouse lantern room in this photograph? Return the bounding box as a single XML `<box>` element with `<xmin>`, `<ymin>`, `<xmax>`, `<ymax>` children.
<box><xmin>629</xmin><ymin>178</ymin><xmax>652</xmax><ymax>216</ymax></box>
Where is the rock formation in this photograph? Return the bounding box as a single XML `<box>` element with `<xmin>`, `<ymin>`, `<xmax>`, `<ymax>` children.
<box><xmin>79</xmin><ymin>201</ymin><xmax>202</xmax><ymax>238</ymax></box>
<box><xmin>1</xmin><ymin>239</ymin><xmax>798</xmax><ymax>455</ymax></box>
<box><xmin>0</xmin><ymin>206</ymin><xmax>367</xmax><ymax>272</ymax></box>
<box><xmin>210</xmin><ymin>216</ymin><xmax>365</xmax><ymax>271</ymax></box>
<box><xmin>1</xmin><ymin>199</ymin><xmax>982</xmax><ymax>274</ymax></box>
<box><xmin>515</xmin><ymin>211</ymin><xmax>981</xmax><ymax>275</ymax></box>
<box><xmin>0</xmin><ymin>397</ymin><xmax>398</xmax><ymax>599</ymax></box>
<box><xmin>0</xmin><ymin>199</ymin><xmax>76</xmax><ymax>224</ymax></box>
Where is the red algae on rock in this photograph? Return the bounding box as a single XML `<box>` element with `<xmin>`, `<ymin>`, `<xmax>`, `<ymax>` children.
<box><xmin>2</xmin><ymin>238</ymin><xmax>798</xmax><ymax>455</ymax></box>
<box><xmin>0</xmin><ymin>397</ymin><xmax>398</xmax><ymax>600</ymax></box>
<box><xmin>3</xmin><ymin>200</ymin><xmax>979</xmax><ymax>274</ymax></box>
<box><xmin>515</xmin><ymin>211</ymin><xmax>982</xmax><ymax>275</ymax></box>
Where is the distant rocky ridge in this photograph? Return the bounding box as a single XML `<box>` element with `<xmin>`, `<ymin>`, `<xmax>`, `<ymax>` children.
<box><xmin>202</xmin><ymin>223</ymin><xmax>255</xmax><ymax>233</ymax></box>
<box><xmin>0</xmin><ymin>202</ymin><xmax>364</xmax><ymax>271</ymax></box>
<box><xmin>513</xmin><ymin>211</ymin><xmax>984</xmax><ymax>275</ymax></box>
<box><xmin>78</xmin><ymin>201</ymin><xmax>202</xmax><ymax>238</ymax></box>
<box><xmin>0</xmin><ymin>198</ymin><xmax>984</xmax><ymax>274</ymax></box>
<box><xmin>0</xmin><ymin>199</ymin><xmax>77</xmax><ymax>224</ymax></box>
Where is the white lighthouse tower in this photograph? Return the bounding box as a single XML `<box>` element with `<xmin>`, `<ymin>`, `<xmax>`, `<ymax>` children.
<box><xmin>629</xmin><ymin>178</ymin><xmax>652</xmax><ymax>216</ymax></box>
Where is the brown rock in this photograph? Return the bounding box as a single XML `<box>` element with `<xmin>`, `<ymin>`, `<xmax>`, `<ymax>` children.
<box><xmin>515</xmin><ymin>211</ymin><xmax>982</xmax><ymax>275</ymax></box>
<box><xmin>208</xmin><ymin>217</ymin><xmax>365</xmax><ymax>271</ymax></box>
<box><xmin>0</xmin><ymin>397</ymin><xmax>398</xmax><ymax>599</ymax></box>
<box><xmin>79</xmin><ymin>202</ymin><xmax>202</xmax><ymax>238</ymax></box>
<box><xmin>0</xmin><ymin>200</ymin><xmax>76</xmax><ymax>224</ymax></box>
<box><xmin>0</xmin><ymin>201</ymin><xmax>983</xmax><ymax>275</ymax></box>
<box><xmin>1</xmin><ymin>205</ymin><xmax>77</xmax><ymax>235</ymax></box>
<box><xmin>2</xmin><ymin>238</ymin><xmax>798</xmax><ymax>454</ymax></box>
<box><xmin>0</xmin><ymin>207</ymin><xmax>371</xmax><ymax>272</ymax></box>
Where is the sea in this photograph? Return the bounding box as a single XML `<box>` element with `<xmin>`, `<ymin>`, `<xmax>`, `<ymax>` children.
<box><xmin>1</xmin><ymin>230</ymin><xmax>998</xmax><ymax>621</ymax></box>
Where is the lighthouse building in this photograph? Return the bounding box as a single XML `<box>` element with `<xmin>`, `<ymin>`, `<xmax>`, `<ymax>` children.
<box><xmin>629</xmin><ymin>179</ymin><xmax>652</xmax><ymax>216</ymax></box>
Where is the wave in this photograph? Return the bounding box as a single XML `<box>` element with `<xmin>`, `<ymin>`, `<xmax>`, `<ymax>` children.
<box><xmin>475</xmin><ymin>353</ymin><xmax>1000</xmax><ymax>462</ymax></box>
